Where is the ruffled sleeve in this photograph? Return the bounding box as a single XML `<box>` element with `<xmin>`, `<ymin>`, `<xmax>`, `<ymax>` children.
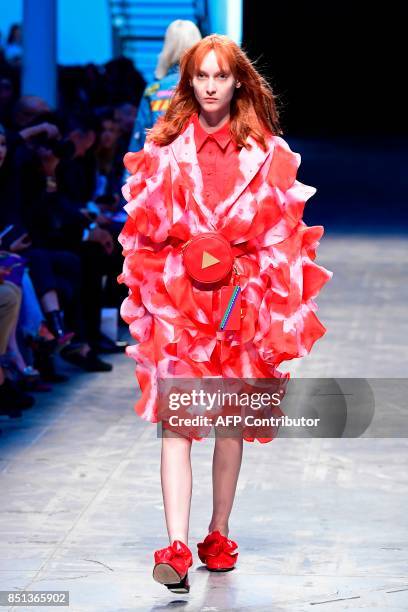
<box><xmin>117</xmin><ymin>149</ymin><xmax>154</xmax><ymax>343</ymax></box>
<box><xmin>118</xmin><ymin>150</ymin><xmax>147</xmax><ymax>253</ymax></box>
<box><xmin>252</xmin><ymin>136</ymin><xmax>333</xmax><ymax>364</ymax></box>
<box><xmin>120</xmin><ymin>142</ymin><xmax>174</xmax><ymax>245</ymax></box>
<box><xmin>119</xmin><ymin>139</ymin><xmax>187</xmax><ymax>419</ymax></box>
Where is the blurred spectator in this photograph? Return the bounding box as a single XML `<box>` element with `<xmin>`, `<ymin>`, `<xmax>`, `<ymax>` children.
<box><xmin>1</xmin><ymin>116</ymin><xmax>112</xmax><ymax>373</ymax></box>
<box><xmin>58</xmin><ymin>66</ymin><xmax>88</xmax><ymax>117</ymax></box>
<box><xmin>4</xmin><ymin>25</ymin><xmax>22</xmax><ymax>67</ymax></box>
<box><xmin>95</xmin><ymin>110</ymin><xmax>123</xmax><ymax>197</ymax></box>
<box><xmin>0</xmin><ymin>249</ymin><xmax>42</xmax><ymax>385</ymax></box>
<box><xmin>128</xmin><ymin>20</ymin><xmax>202</xmax><ymax>154</ymax></box>
<box><xmin>114</xmin><ymin>102</ymin><xmax>138</xmax><ymax>160</ymax></box>
<box><xmin>0</xmin><ymin>77</ymin><xmax>16</xmax><ymax>127</ymax></box>
<box><xmin>58</xmin><ymin>113</ymin><xmax>98</xmax><ymax>205</ymax></box>
<box><xmin>0</xmin><ymin>121</ymin><xmax>76</xmax><ymax>377</ymax></box>
<box><xmin>83</xmin><ymin>63</ymin><xmax>107</xmax><ymax>109</ymax></box>
<box><xmin>13</xmin><ymin>94</ymin><xmax>51</xmax><ymax>127</ymax></box>
<box><xmin>0</xmin><ymin>35</ymin><xmax>175</xmax><ymax>396</ymax></box>
<box><xmin>58</xmin><ymin>64</ymin><xmax>107</xmax><ymax>119</ymax></box>
<box><xmin>1</xmin><ymin>119</ymin><xmax>37</xmax><ymax>412</ymax></box>
<box><xmin>104</xmin><ymin>56</ymin><xmax>145</xmax><ymax>107</ymax></box>
<box><xmin>0</xmin><ymin>279</ymin><xmax>35</xmax><ymax>417</ymax></box>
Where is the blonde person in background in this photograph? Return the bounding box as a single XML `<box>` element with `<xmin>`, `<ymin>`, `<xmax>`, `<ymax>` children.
<box><xmin>126</xmin><ymin>19</ymin><xmax>202</xmax><ymax>156</ymax></box>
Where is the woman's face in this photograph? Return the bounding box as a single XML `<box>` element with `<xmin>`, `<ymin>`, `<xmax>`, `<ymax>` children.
<box><xmin>191</xmin><ymin>50</ymin><xmax>238</xmax><ymax>116</ymax></box>
<box><xmin>100</xmin><ymin>119</ymin><xmax>120</xmax><ymax>149</ymax></box>
<box><xmin>0</xmin><ymin>134</ymin><xmax>7</xmax><ymax>168</ymax></box>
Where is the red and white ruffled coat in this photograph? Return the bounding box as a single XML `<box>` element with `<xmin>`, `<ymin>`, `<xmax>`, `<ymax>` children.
<box><xmin>117</xmin><ymin>117</ymin><xmax>333</xmax><ymax>442</ymax></box>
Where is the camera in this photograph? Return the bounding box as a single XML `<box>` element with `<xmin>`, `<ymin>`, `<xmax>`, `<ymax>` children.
<box><xmin>30</xmin><ymin>132</ymin><xmax>75</xmax><ymax>160</ymax></box>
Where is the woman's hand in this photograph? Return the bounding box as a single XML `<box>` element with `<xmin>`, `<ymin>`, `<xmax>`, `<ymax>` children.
<box><xmin>10</xmin><ymin>233</ymin><xmax>32</xmax><ymax>252</ymax></box>
<box><xmin>19</xmin><ymin>122</ymin><xmax>61</xmax><ymax>142</ymax></box>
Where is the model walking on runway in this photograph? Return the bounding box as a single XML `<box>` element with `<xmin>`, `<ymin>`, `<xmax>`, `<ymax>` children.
<box><xmin>118</xmin><ymin>34</ymin><xmax>332</xmax><ymax>593</ymax></box>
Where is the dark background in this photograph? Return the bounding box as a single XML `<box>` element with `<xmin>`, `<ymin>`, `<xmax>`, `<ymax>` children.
<box><xmin>242</xmin><ymin>1</ymin><xmax>407</xmax><ymax>232</ymax></box>
<box><xmin>242</xmin><ymin>1</ymin><xmax>406</xmax><ymax>138</ymax></box>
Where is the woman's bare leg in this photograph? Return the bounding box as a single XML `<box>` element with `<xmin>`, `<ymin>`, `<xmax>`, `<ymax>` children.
<box><xmin>41</xmin><ymin>289</ymin><xmax>59</xmax><ymax>312</ymax></box>
<box><xmin>209</xmin><ymin>435</ymin><xmax>243</xmax><ymax>537</ymax></box>
<box><xmin>160</xmin><ymin>428</ymin><xmax>193</xmax><ymax>545</ymax></box>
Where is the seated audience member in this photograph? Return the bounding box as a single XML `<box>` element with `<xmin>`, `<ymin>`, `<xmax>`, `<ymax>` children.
<box><xmin>94</xmin><ymin>110</ymin><xmax>123</xmax><ymax>198</ymax></box>
<box><xmin>2</xmin><ymin>116</ymin><xmax>112</xmax><ymax>372</ymax></box>
<box><xmin>4</xmin><ymin>24</ymin><xmax>22</xmax><ymax>67</ymax></box>
<box><xmin>0</xmin><ymin>275</ymin><xmax>34</xmax><ymax>417</ymax></box>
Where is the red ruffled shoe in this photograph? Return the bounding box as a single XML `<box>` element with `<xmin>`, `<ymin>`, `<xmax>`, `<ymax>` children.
<box><xmin>197</xmin><ymin>530</ymin><xmax>239</xmax><ymax>572</ymax></box>
<box><xmin>152</xmin><ymin>540</ymin><xmax>193</xmax><ymax>593</ymax></box>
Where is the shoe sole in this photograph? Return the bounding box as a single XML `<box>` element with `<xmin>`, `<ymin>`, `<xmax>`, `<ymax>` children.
<box><xmin>152</xmin><ymin>564</ymin><xmax>189</xmax><ymax>593</ymax></box>
<box><xmin>166</xmin><ymin>581</ymin><xmax>189</xmax><ymax>594</ymax></box>
<box><xmin>206</xmin><ymin>566</ymin><xmax>235</xmax><ymax>572</ymax></box>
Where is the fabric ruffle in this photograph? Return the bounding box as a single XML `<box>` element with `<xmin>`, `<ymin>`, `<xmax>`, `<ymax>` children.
<box><xmin>117</xmin><ymin>133</ymin><xmax>333</xmax><ymax>442</ymax></box>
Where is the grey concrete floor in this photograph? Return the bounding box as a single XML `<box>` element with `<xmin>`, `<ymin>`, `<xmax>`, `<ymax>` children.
<box><xmin>0</xmin><ymin>234</ymin><xmax>407</xmax><ymax>611</ymax></box>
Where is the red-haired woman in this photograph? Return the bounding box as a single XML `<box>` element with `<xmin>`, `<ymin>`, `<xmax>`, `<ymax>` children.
<box><xmin>118</xmin><ymin>34</ymin><xmax>332</xmax><ymax>593</ymax></box>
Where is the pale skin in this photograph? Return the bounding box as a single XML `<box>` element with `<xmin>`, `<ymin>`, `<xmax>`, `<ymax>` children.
<box><xmin>161</xmin><ymin>50</ymin><xmax>243</xmax><ymax>546</ymax></box>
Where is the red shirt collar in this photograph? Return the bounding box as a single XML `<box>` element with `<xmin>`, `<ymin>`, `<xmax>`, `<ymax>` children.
<box><xmin>191</xmin><ymin>112</ymin><xmax>232</xmax><ymax>152</ymax></box>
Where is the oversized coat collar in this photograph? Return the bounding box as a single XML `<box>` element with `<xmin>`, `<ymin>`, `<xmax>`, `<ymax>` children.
<box><xmin>167</xmin><ymin>117</ymin><xmax>274</xmax><ymax>230</ymax></box>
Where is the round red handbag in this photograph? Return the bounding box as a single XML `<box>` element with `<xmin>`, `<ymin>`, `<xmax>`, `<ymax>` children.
<box><xmin>181</xmin><ymin>232</ymin><xmax>234</xmax><ymax>284</ymax></box>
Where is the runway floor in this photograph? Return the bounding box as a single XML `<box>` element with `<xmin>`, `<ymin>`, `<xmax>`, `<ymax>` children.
<box><xmin>0</xmin><ymin>233</ymin><xmax>407</xmax><ymax>611</ymax></box>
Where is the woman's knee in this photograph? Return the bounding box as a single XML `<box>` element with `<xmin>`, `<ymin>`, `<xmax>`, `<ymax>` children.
<box><xmin>162</xmin><ymin>427</ymin><xmax>193</xmax><ymax>450</ymax></box>
<box><xmin>1</xmin><ymin>281</ymin><xmax>22</xmax><ymax>307</ymax></box>
<box><xmin>0</xmin><ymin>282</ymin><xmax>22</xmax><ymax>352</ymax></box>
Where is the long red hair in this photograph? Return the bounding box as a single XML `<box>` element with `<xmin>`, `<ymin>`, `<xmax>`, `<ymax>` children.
<box><xmin>147</xmin><ymin>34</ymin><xmax>282</xmax><ymax>151</ymax></box>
